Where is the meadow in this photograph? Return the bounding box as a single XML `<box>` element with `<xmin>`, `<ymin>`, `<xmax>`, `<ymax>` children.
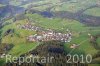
<box><xmin>0</xmin><ymin>0</ymin><xmax>100</xmax><ymax>66</ymax></box>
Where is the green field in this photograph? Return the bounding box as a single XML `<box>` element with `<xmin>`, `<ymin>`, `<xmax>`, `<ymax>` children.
<box><xmin>1</xmin><ymin>14</ymin><xmax>100</xmax><ymax>56</ymax></box>
<box><xmin>20</xmin><ymin>0</ymin><xmax>99</xmax><ymax>12</ymax></box>
<box><xmin>0</xmin><ymin>0</ymin><xmax>100</xmax><ymax>66</ymax></box>
<box><xmin>84</xmin><ymin>7</ymin><xmax>100</xmax><ymax>17</ymax></box>
<box><xmin>0</xmin><ymin>12</ymin><xmax>100</xmax><ymax>66</ymax></box>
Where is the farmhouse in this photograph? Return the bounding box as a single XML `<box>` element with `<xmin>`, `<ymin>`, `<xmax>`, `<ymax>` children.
<box><xmin>70</xmin><ymin>44</ymin><xmax>80</xmax><ymax>49</ymax></box>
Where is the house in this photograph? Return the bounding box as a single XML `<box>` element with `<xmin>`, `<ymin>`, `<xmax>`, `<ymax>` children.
<box><xmin>70</xmin><ymin>44</ymin><xmax>79</xmax><ymax>49</ymax></box>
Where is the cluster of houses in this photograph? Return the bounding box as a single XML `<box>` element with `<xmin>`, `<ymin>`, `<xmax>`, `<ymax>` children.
<box><xmin>27</xmin><ymin>30</ymin><xmax>72</xmax><ymax>42</ymax></box>
<box><xmin>19</xmin><ymin>23</ymin><xmax>72</xmax><ymax>42</ymax></box>
<box><xmin>19</xmin><ymin>23</ymin><xmax>44</xmax><ymax>32</ymax></box>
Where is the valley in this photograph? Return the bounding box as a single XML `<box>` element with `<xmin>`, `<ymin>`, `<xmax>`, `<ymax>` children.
<box><xmin>0</xmin><ymin>0</ymin><xmax>100</xmax><ymax>66</ymax></box>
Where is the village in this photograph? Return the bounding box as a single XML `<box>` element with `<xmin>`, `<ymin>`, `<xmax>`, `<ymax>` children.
<box><xmin>19</xmin><ymin>23</ymin><xmax>72</xmax><ymax>43</ymax></box>
<box><xmin>18</xmin><ymin>23</ymin><xmax>96</xmax><ymax>49</ymax></box>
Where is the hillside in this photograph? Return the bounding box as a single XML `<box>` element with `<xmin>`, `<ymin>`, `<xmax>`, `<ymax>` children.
<box><xmin>0</xmin><ymin>0</ymin><xmax>100</xmax><ymax>66</ymax></box>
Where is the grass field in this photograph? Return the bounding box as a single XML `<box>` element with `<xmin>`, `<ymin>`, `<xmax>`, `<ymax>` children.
<box><xmin>25</xmin><ymin>14</ymin><xmax>100</xmax><ymax>64</ymax></box>
<box><xmin>0</xmin><ymin>14</ymin><xmax>100</xmax><ymax>66</ymax></box>
<box><xmin>2</xmin><ymin>14</ymin><xmax>99</xmax><ymax>56</ymax></box>
<box><xmin>84</xmin><ymin>7</ymin><xmax>100</xmax><ymax>17</ymax></box>
<box><xmin>97</xmin><ymin>38</ymin><xmax>100</xmax><ymax>46</ymax></box>
<box><xmin>0</xmin><ymin>0</ymin><xmax>100</xmax><ymax>66</ymax></box>
<box><xmin>20</xmin><ymin>0</ymin><xmax>99</xmax><ymax>12</ymax></box>
<box><xmin>1</xmin><ymin>19</ymin><xmax>38</xmax><ymax>56</ymax></box>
